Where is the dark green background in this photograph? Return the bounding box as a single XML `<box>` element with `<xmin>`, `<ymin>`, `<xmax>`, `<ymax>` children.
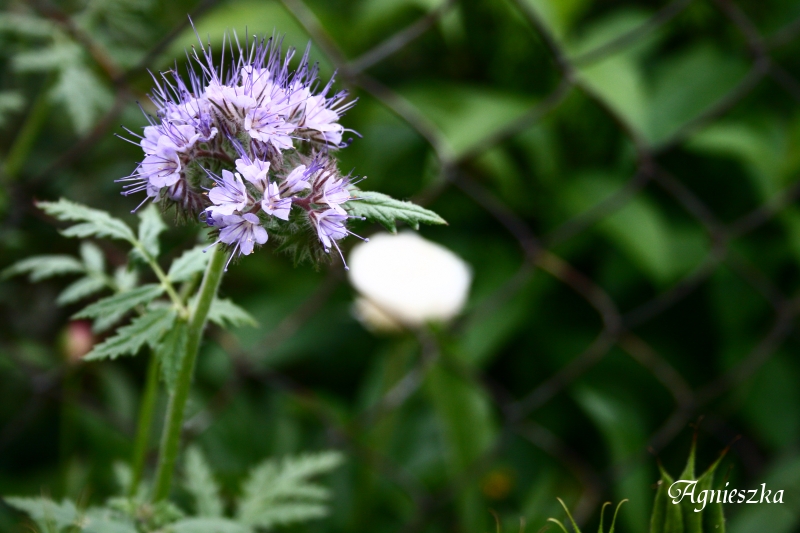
<box><xmin>2</xmin><ymin>0</ymin><xmax>800</xmax><ymax>531</ymax></box>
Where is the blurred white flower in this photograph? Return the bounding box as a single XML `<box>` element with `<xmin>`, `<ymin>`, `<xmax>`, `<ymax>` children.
<box><xmin>348</xmin><ymin>232</ymin><xmax>472</xmax><ymax>331</ymax></box>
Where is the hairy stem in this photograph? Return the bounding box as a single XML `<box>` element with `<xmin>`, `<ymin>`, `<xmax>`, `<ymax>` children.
<box><xmin>152</xmin><ymin>245</ymin><xmax>226</xmax><ymax>501</ymax></box>
<box><xmin>129</xmin><ymin>353</ymin><xmax>160</xmax><ymax>497</ymax></box>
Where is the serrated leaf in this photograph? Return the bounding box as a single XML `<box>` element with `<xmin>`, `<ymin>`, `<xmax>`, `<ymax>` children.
<box><xmin>346</xmin><ymin>190</ymin><xmax>446</xmax><ymax>233</ymax></box>
<box><xmin>208</xmin><ymin>298</ymin><xmax>257</xmax><ymax>328</ymax></box>
<box><xmin>2</xmin><ymin>255</ymin><xmax>84</xmax><ymax>282</ymax></box>
<box><xmin>80</xmin><ymin>241</ymin><xmax>106</xmax><ymax>273</ymax></box>
<box><xmin>57</xmin><ymin>276</ymin><xmax>108</xmax><ymax>306</ymax></box>
<box><xmin>241</xmin><ymin>503</ymin><xmax>329</xmax><ymax>529</ymax></box>
<box><xmin>237</xmin><ymin>451</ymin><xmax>343</xmax><ymax>528</ymax></box>
<box><xmin>167</xmin><ymin>517</ymin><xmax>249</xmax><ymax>533</ymax></box>
<box><xmin>0</xmin><ymin>13</ymin><xmax>57</xmax><ymax>37</ymax></box>
<box><xmin>74</xmin><ymin>284</ymin><xmax>164</xmax><ymax>320</ymax></box>
<box><xmin>39</xmin><ymin>199</ymin><xmax>136</xmax><ymax>243</ymax></box>
<box><xmin>137</xmin><ymin>204</ymin><xmax>166</xmax><ymax>259</ymax></box>
<box><xmin>184</xmin><ymin>447</ymin><xmax>224</xmax><ymax>518</ymax></box>
<box><xmin>3</xmin><ymin>497</ymin><xmax>79</xmax><ymax>531</ymax></box>
<box><xmin>50</xmin><ymin>62</ymin><xmax>114</xmax><ymax>134</ymax></box>
<box><xmin>156</xmin><ymin>319</ymin><xmax>188</xmax><ymax>392</ymax></box>
<box><xmin>114</xmin><ymin>266</ymin><xmax>139</xmax><ymax>293</ymax></box>
<box><xmin>82</xmin><ymin>507</ymin><xmax>138</xmax><ymax>533</ymax></box>
<box><xmin>13</xmin><ymin>42</ymin><xmax>81</xmax><ymax>72</ymax></box>
<box><xmin>84</xmin><ymin>307</ymin><xmax>175</xmax><ymax>361</ymax></box>
<box><xmin>168</xmin><ymin>246</ymin><xmax>210</xmax><ymax>283</ymax></box>
<box><xmin>93</xmin><ymin>309</ymin><xmax>128</xmax><ymax>334</ymax></box>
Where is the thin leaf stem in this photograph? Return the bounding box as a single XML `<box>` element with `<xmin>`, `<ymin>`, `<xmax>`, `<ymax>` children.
<box><xmin>129</xmin><ymin>353</ymin><xmax>160</xmax><ymax>497</ymax></box>
<box><xmin>135</xmin><ymin>243</ymin><xmax>186</xmax><ymax>315</ymax></box>
<box><xmin>152</xmin><ymin>245</ymin><xmax>226</xmax><ymax>501</ymax></box>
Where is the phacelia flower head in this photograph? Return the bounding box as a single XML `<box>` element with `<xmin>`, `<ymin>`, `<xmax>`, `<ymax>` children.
<box><xmin>118</xmin><ymin>26</ymin><xmax>364</xmax><ymax>268</ymax></box>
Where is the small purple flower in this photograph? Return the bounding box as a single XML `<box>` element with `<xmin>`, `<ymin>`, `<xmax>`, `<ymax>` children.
<box><xmin>323</xmin><ymin>177</ymin><xmax>351</xmax><ymax>214</ymax></box>
<box><xmin>262</xmin><ymin>182</ymin><xmax>292</xmax><ymax>220</ymax></box>
<box><xmin>215</xmin><ymin>213</ymin><xmax>268</xmax><ymax>270</ymax></box>
<box><xmin>235</xmin><ymin>156</ymin><xmax>270</xmax><ymax>189</ymax></box>
<box><xmin>140</xmin><ymin>148</ymin><xmax>182</xmax><ymax>188</ymax></box>
<box><xmin>302</xmin><ymin>94</ymin><xmax>344</xmax><ymax>145</ymax></box>
<box><xmin>240</xmin><ymin>65</ymin><xmax>276</xmax><ymax>106</ymax></box>
<box><xmin>206</xmin><ymin>170</ymin><xmax>249</xmax><ymax>217</ymax></box>
<box><xmin>244</xmin><ymin>107</ymin><xmax>295</xmax><ymax>150</ymax></box>
<box><xmin>312</xmin><ymin>208</ymin><xmax>349</xmax><ymax>252</ymax></box>
<box><xmin>206</xmin><ymin>81</ymin><xmax>257</xmax><ymax>126</ymax></box>
<box><xmin>141</xmin><ymin>126</ymin><xmax>163</xmax><ymax>154</ymax></box>
<box><xmin>280</xmin><ymin>164</ymin><xmax>313</xmax><ymax>196</ymax></box>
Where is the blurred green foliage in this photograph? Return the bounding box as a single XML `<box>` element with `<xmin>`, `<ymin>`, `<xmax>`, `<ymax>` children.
<box><xmin>2</xmin><ymin>0</ymin><xmax>800</xmax><ymax>532</ymax></box>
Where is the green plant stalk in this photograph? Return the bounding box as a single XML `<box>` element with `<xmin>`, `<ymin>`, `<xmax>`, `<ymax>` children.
<box><xmin>129</xmin><ymin>353</ymin><xmax>160</xmax><ymax>497</ymax></box>
<box><xmin>152</xmin><ymin>245</ymin><xmax>226</xmax><ymax>501</ymax></box>
<box><xmin>2</xmin><ymin>86</ymin><xmax>50</xmax><ymax>181</ymax></box>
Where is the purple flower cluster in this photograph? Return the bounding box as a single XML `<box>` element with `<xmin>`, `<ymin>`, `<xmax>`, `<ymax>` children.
<box><xmin>119</xmin><ymin>32</ymin><xmax>364</xmax><ymax>269</ymax></box>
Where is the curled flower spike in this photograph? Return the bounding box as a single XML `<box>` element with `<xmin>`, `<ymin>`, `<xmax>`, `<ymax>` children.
<box><xmin>118</xmin><ymin>25</ymin><xmax>368</xmax><ymax>268</ymax></box>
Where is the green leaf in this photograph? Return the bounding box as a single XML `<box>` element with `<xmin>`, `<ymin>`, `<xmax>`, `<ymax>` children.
<box><xmin>80</xmin><ymin>242</ymin><xmax>106</xmax><ymax>273</ymax></box>
<box><xmin>647</xmin><ymin>45</ymin><xmax>749</xmax><ymax>146</ymax></box>
<box><xmin>167</xmin><ymin>517</ymin><xmax>250</xmax><ymax>533</ymax></box>
<box><xmin>84</xmin><ymin>307</ymin><xmax>176</xmax><ymax>361</ymax></box>
<box><xmin>0</xmin><ymin>13</ymin><xmax>57</xmax><ymax>38</ymax></box>
<box><xmin>208</xmin><ymin>298</ymin><xmax>258</xmax><ymax>329</ymax></box>
<box><xmin>426</xmin><ymin>360</ymin><xmax>496</xmax><ymax>529</ymax></box>
<box><xmin>399</xmin><ymin>83</ymin><xmax>534</xmax><ymax>158</ymax></box>
<box><xmin>156</xmin><ymin>318</ymin><xmax>188</xmax><ymax>392</ymax></box>
<box><xmin>521</xmin><ymin>0</ymin><xmax>590</xmax><ymax>41</ymax></box>
<box><xmin>137</xmin><ymin>204</ymin><xmax>167</xmax><ymax>259</ymax></box>
<box><xmin>168</xmin><ymin>246</ymin><xmax>210</xmax><ymax>283</ymax></box>
<box><xmin>114</xmin><ymin>266</ymin><xmax>139</xmax><ymax>293</ymax></box>
<box><xmin>237</xmin><ymin>451</ymin><xmax>344</xmax><ymax>528</ymax></box>
<box><xmin>3</xmin><ymin>497</ymin><xmax>79</xmax><ymax>532</ymax></box>
<box><xmin>50</xmin><ymin>62</ymin><xmax>114</xmax><ymax>134</ymax></box>
<box><xmin>81</xmin><ymin>508</ymin><xmax>138</xmax><ymax>533</ymax></box>
<box><xmin>74</xmin><ymin>284</ymin><xmax>164</xmax><ymax>320</ymax></box>
<box><xmin>56</xmin><ymin>276</ymin><xmax>108</xmax><ymax>305</ymax></box>
<box><xmin>38</xmin><ymin>199</ymin><xmax>136</xmax><ymax>243</ymax></box>
<box><xmin>2</xmin><ymin>255</ymin><xmax>84</xmax><ymax>282</ymax></box>
<box><xmin>184</xmin><ymin>447</ymin><xmax>224</xmax><ymax>518</ymax></box>
<box><xmin>562</xmin><ymin>173</ymin><xmax>678</xmax><ymax>283</ymax></box>
<box><xmin>346</xmin><ymin>190</ymin><xmax>446</xmax><ymax>233</ymax></box>
<box><xmin>574</xmin><ymin>387</ymin><xmax>649</xmax><ymax>531</ymax></box>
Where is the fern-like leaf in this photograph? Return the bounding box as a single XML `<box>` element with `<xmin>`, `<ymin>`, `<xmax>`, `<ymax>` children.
<box><xmin>236</xmin><ymin>451</ymin><xmax>343</xmax><ymax>529</ymax></box>
<box><xmin>168</xmin><ymin>246</ymin><xmax>210</xmax><ymax>283</ymax></box>
<box><xmin>84</xmin><ymin>307</ymin><xmax>175</xmax><ymax>361</ymax></box>
<box><xmin>38</xmin><ymin>199</ymin><xmax>136</xmax><ymax>243</ymax></box>
<box><xmin>2</xmin><ymin>255</ymin><xmax>84</xmax><ymax>282</ymax></box>
<box><xmin>208</xmin><ymin>298</ymin><xmax>257</xmax><ymax>329</ymax></box>
<box><xmin>56</xmin><ymin>276</ymin><xmax>108</xmax><ymax>305</ymax></box>
<box><xmin>345</xmin><ymin>190</ymin><xmax>447</xmax><ymax>233</ymax></box>
<box><xmin>184</xmin><ymin>447</ymin><xmax>224</xmax><ymax>518</ymax></box>
<box><xmin>73</xmin><ymin>284</ymin><xmax>164</xmax><ymax>320</ymax></box>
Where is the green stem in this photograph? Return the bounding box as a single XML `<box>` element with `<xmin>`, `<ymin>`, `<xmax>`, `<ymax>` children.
<box><xmin>129</xmin><ymin>353</ymin><xmax>160</xmax><ymax>497</ymax></box>
<box><xmin>151</xmin><ymin>245</ymin><xmax>226</xmax><ymax>501</ymax></box>
<box><xmin>3</xmin><ymin>87</ymin><xmax>50</xmax><ymax>181</ymax></box>
<box><xmin>135</xmin><ymin>243</ymin><xmax>186</xmax><ymax>314</ymax></box>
